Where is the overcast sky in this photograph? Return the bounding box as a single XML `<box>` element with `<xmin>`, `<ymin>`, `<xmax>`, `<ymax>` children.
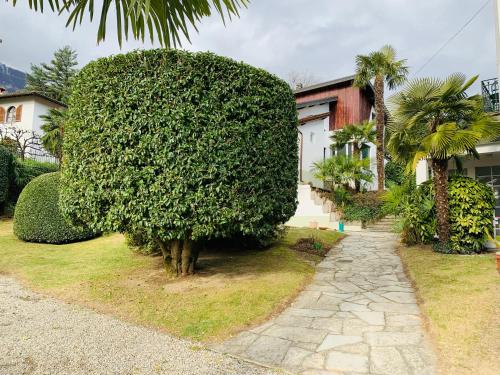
<box><xmin>0</xmin><ymin>0</ymin><xmax>497</xmax><ymax>93</ymax></box>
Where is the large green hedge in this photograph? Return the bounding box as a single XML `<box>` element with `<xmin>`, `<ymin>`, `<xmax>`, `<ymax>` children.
<box><xmin>60</xmin><ymin>49</ymin><xmax>298</xmax><ymax>275</ymax></box>
<box><xmin>14</xmin><ymin>173</ymin><xmax>97</xmax><ymax>244</ymax></box>
<box><xmin>0</xmin><ymin>146</ymin><xmax>13</xmax><ymax>206</ymax></box>
<box><xmin>403</xmin><ymin>176</ymin><xmax>494</xmax><ymax>253</ymax></box>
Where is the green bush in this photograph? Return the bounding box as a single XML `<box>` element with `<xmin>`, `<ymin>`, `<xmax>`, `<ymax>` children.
<box><xmin>13</xmin><ymin>159</ymin><xmax>59</xmax><ymax>195</ymax></box>
<box><xmin>448</xmin><ymin>176</ymin><xmax>494</xmax><ymax>253</ymax></box>
<box><xmin>342</xmin><ymin>191</ymin><xmax>385</xmax><ymax>225</ymax></box>
<box><xmin>0</xmin><ymin>146</ymin><xmax>14</xmax><ymax>206</ymax></box>
<box><xmin>385</xmin><ymin>160</ymin><xmax>405</xmax><ymax>185</ymax></box>
<box><xmin>14</xmin><ymin>173</ymin><xmax>97</xmax><ymax>244</ymax></box>
<box><xmin>61</xmin><ymin>49</ymin><xmax>298</xmax><ymax>274</ymax></box>
<box><xmin>401</xmin><ymin>181</ymin><xmax>436</xmax><ymax>245</ymax></box>
<box><xmin>402</xmin><ymin>177</ymin><xmax>494</xmax><ymax>253</ymax></box>
<box><xmin>125</xmin><ymin>229</ymin><xmax>160</xmax><ymax>255</ymax></box>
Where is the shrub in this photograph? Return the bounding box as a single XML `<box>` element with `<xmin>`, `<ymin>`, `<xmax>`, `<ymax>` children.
<box><xmin>342</xmin><ymin>191</ymin><xmax>385</xmax><ymax>225</ymax></box>
<box><xmin>13</xmin><ymin>159</ymin><xmax>59</xmax><ymax>194</ymax></box>
<box><xmin>0</xmin><ymin>146</ymin><xmax>14</xmax><ymax>206</ymax></box>
<box><xmin>385</xmin><ymin>160</ymin><xmax>405</xmax><ymax>185</ymax></box>
<box><xmin>383</xmin><ymin>177</ymin><xmax>415</xmax><ymax>216</ymax></box>
<box><xmin>401</xmin><ymin>182</ymin><xmax>436</xmax><ymax>245</ymax></box>
<box><xmin>448</xmin><ymin>176</ymin><xmax>494</xmax><ymax>253</ymax></box>
<box><xmin>61</xmin><ymin>49</ymin><xmax>298</xmax><ymax>275</ymax></box>
<box><xmin>125</xmin><ymin>229</ymin><xmax>161</xmax><ymax>255</ymax></box>
<box><xmin>402</xmin><ymin>177</ymin><xmax>494</xmax><ymax>253</ymax></box>
<box><xmin>14</xmin><ymin>173</ymin><xmax>97</xmax><ymax>244</ymax></box>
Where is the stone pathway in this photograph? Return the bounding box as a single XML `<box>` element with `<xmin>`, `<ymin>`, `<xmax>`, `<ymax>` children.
<box><xmin>216</xmin><ymin>231</ymin><xmax>437</xmax><ymax>375</ymax></box>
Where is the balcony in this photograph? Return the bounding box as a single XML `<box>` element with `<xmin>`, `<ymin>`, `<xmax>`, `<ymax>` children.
<box><xmin>482</xmin><ymin>78</ymin><xmax>500</xmax><ymax>113</ymax></box>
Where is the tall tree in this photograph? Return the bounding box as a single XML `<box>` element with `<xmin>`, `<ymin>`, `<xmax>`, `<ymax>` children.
<box><xmin>13</xmin><ymin>0</ymin><xmax>248</xmax><ymax>48</ymax></box>
<box><xmin>25</xmin><ymin>46</ymin><xmax>78</xmax><ymax>103</ymax></box>
<box><xmin>387</xmin><ymin>73</ymin><xmax>500</xmax><ymax>243</ymax></box>
<box><xmin>330</xmin><ymin>121</ymin><xmax>376</xmax><ymax>192</ymax></box>
<box><xmin>354</xmin><ymin>45</ymin><xmax>408</xmax><ymax>191</ymax></box>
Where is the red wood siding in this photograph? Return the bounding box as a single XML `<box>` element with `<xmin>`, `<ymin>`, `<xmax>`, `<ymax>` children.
<box><xmin>296</xmin><ymin>83</ymin><xmax>373</xmax><ymax>131</ymax></box>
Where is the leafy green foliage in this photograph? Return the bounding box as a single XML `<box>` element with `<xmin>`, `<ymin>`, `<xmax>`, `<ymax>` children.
<box><xmin>382</xmin><ymin>177</ymin><xmax>415</xmax><ymax>216</ymax></box>
<box><xmin>14</xmin><ymin>173</ymin><xmax>97</xmax><ymax>244</ymax></box>
<box><xmin>448</xmin><ymin>176</ymin><xmax>494</xmax><ymax>253</ymax></box>
<box><xmin>401</xmin><ymin>182</ymin><xmax>436</xmax><ymax>245</ymax></box>
<box><xmin>385</xmin><ymin>160</ymin><xmax>405</xmax><ymax>185</ymax></box>
<box><xmin>342</xmin><ymin>191</ymin><xmax>385</xmax><ymax>225</ymax></box>
<box><xmin>402</xmin><ymin>177</ymin><xmax>494</xmax><ymax>253</ymax></box>
<box><xmin>16</xmin><ymin>0</ymin><xmax>248</xmax><ymax>48</ymax></box>
<box><xmin>354</xmin><ymin>45</ymin><xmax>409</xmax><ymax>90</ymax></box>
<box><xmin>12</xmin><ymin>158</ymin><xmax>59</xmax><ymax>199</ymax></box>
<box><xmin>125</xmin><ymin>229</ymin><xmax>161</xmax><ymax>255</ymax></box>
<box><xmin>330</xmin><ymin>121</ymin><xmax>376</xmax><ymax>156</ymax></box>
<box><xmin>61</xmin><ymin>49</ymin><xmax>298</xmax><ymax>246</ymax></box>
<box><xmin>25</xmin><ymin>46</ymin><xmax>78</xmax><ymax>103</ymax></box>
<box><xmin>40</xmin><ymin>108</ymin><xmax>66</xmax><ymax>160</ymax></box>
<box><xmin>0</xmin><ymin>147</ymin><xmax>14</xmax><ymax>206</ymax></box>
<box><xmin>313</xmin><ymin>155</ymin><xmax>372</xmax><ymax>191</ymax></box>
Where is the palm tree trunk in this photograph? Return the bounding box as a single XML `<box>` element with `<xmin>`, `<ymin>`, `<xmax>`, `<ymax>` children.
<box><xmin>353</xmin><ymin>144</ymin><xmax>361</xmax><ymax>193</ymax></box>
<box><xmin>374</xmin><ymin>75</ymin><xmax>385</xmax><ymax>191</ymax></box>
<box><xmin>432</xmin><ymin>159</ymin><xmax>450</xmax><ymax>243</ymax></box>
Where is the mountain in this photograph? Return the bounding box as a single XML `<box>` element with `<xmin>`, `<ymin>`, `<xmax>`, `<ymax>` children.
<box><xmin>0</xmin><ymin>63</ymin><xmax>26</xmax><ymax>92</ymax></box>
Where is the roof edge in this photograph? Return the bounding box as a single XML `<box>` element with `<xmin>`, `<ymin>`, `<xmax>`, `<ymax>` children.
<box><xmin>0</xmin><ymin>91</ymin><xmax>67</xmax><ymax>108</ymax></box>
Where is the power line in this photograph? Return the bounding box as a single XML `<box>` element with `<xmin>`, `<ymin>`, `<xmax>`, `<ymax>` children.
<box><xmin>414</xmin><ymin>0</ymin><xmax>492</xmax><ymax>75</ymax></box>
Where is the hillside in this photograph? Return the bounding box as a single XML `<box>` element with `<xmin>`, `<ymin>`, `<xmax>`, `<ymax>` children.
<box><xmin>0</xmin><ymin>63</ymin><xmax>26</xmax><ymax>92</ymax></box>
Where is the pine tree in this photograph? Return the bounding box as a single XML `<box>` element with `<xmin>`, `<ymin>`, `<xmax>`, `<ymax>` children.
<box><xmin>26</xmin><ymin>46</ymin><xmax>78</xmax><ymax>103</ymax></box>
<box><xmin>26</xmin><ymin>46</ymin><xmax>78</xmax><ymax>160</ymax></box>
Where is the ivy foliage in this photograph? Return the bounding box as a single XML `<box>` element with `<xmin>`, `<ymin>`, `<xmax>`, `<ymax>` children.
<box><xmin>14</xmin><ymin>173</ymin><xmax>98</xmax><ymax>244</ymax></box>
<box><xmin>402</xmin><ymin>176</ymin><xmax>494</xmax><ymax>253</ymax></box>
<box><xmin>61</xmin><ymin>49</ymin><xmax>298</xmax><ymax>245</ymax></box>
<box><xmin>0</xmin><ymin>147</ymin><xmax>13</xmax><ymax>206</ymax></box>
<box><xmin>342</xmin><ymin>191</ymin><xmax>385</xmax><ymax>225</ymax></box>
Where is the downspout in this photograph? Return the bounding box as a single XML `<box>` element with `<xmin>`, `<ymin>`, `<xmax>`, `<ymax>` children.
<box><xmin>298</xmin><ymin>129</ymin><xmax>303</xmax><ymax>182</ymax></box>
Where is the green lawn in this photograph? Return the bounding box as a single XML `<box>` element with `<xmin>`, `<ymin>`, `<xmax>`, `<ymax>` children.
<box><xmin>398</xmin><ymin>245</ymin><xmax>500</xmax><ymax>375</ymax></box>
<box><xmin>0</xmin><ymin>219</ymin><xmax>342</xmax><ymax>342</ymax></box>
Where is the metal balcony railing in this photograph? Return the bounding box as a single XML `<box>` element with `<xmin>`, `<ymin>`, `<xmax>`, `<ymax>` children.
<box><xmin>482</xmin><ymin>78</ymin><xmax>500</xmax><ymax>113</ymax></box>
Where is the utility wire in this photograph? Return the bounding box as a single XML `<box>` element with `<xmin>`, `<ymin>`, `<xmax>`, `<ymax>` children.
<box><xmin>414</xmin><ymin>0</ymin><xmax>492</xmax><ymax>75</ymax></box>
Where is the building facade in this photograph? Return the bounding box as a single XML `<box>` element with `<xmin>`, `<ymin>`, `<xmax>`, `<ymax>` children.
<box><xmin>0</xmin><ymin>91</ymin><xmax>65</xmax><ymax>162</ymax></box>
<box><xmin>294</xmin><ymin>75</ymin><xmax>377</xmax><ymax>189</ymax></box>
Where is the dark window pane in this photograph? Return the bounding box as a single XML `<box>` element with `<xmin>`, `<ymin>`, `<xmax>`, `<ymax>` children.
<box><xmin>492</xmin><ymin>166</ymin><xmax>500</xmax><ymax>175</ymax></box>
<box><xmin>476</xmin><ymin>166</ymin><xmax>491</xmax><ymax>177</ymax></box>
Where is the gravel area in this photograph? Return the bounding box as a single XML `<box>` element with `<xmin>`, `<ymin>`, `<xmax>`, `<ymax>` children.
<box><xmin>0</xmin><ymin>276</ymin><xmax>277</xmax><ymax>375</ymax></box>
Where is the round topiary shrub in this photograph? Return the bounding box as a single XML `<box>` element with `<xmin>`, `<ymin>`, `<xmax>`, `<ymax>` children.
<box><xmin>14</xmin><ymin>172</ymin><xmax>97</xmax><ymax>244</ymax></box>
<box><xmin>61</xmin><ymin>49</ymin><xmax>298</xmax><ymax>275</ymax></box>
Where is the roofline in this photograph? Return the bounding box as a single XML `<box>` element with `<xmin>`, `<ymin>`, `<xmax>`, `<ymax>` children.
<box><xmin>297</xmin><ymin>96</ymin><xmax>338</xmax><ymax>109</ymax></box>
<box><xmin>0</xmin><ymin>91</ymin><xmax>67</xmax><ymax>108</ymax></box>
<box><xmin>293</xmin><ymin>74</ymin><xmax>375</xmax><ymax>96</ymax></box>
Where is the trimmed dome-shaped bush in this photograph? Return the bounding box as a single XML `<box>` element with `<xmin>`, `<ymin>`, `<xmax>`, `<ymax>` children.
<box><xmin>14</xmin><ymin>172</ymin><xmax>97</xmax><ymax>244</ymax></box>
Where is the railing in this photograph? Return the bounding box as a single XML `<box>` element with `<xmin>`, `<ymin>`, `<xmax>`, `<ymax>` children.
<box><xmin>481</xmin><ymin>78</ymin><xmax>500</xmax><ymax>113</ymax></box>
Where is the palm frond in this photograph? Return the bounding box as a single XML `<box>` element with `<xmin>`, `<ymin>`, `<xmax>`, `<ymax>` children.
<box><xmin>13</xmin><ymin>0</ymin><xmax>249</xmax><ymax>47</ymax></box>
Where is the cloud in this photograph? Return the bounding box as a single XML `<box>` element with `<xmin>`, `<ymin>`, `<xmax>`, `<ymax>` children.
<box><xmin>0</xmin><ymin>0</ymin><xmax>496</xmax><ymax>92</ymax></box>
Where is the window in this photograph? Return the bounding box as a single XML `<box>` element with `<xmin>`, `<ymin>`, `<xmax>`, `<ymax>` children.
<box><xmin>475</xmin><ymin>166</ymin><xmax>500</xmax><ymax>236</ymax></box>
<box><xmin>5</xmin><ymin>106</ymin><xmax>16</xmax><ymax>123</ymax></box>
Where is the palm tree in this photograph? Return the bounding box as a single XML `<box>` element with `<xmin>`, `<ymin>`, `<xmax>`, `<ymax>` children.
<box><xmin>354</xmin><ymin>45</ymin><xmax>409</xmax><ymax>191</ymax></box>
<box><xmin>12</xmin><ymin>0</ymin><xmax>248</xmax><ymax>47</ymax></box>
<box><xmin>313</xmin><ymin>155</ymin><xmax>373</xmax><ymax>192</ymax></box>
<box><xmin>387</xmin><ymin>73</ymin><xmax>500</xmax><ymax>243</ymax></box>
<box><xmin>40</xmin><ymin>108</ymin><xmax>66</xmax><ymax>162</ymax></box>
<box><xmin>331</xmin><ymin>121</ymin><xmax>376</xmax><ymax>192</ymax></box>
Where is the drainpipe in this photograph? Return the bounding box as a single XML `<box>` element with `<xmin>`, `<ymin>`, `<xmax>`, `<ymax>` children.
<box><xmin>298</xmin><ymin>129</ymin><xmax>303</xmax><ymax>182</ymax></box>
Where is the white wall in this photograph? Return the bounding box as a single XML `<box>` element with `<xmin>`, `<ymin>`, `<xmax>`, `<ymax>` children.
<box><xmin>0</xmin><ymin>97</ymin><xmax>37</xmax><ymax>134</ymax></box>
<box><xmin>300</xmin><ymin>117</ymin><xmax>330</xmax><ymax>186</ymax></box>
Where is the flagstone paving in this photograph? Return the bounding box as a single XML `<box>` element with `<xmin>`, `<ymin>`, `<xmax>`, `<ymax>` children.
<box><xmin>215</xmin><ymin>231</ymin><xmax>437</xmax><ymax>375</ymax></box>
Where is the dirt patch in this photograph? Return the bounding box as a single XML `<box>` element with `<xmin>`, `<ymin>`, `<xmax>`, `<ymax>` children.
<box><xmin>292</xmin><ymin>237</ymin><xmax>330</xmax><ymax>257</ymax></box>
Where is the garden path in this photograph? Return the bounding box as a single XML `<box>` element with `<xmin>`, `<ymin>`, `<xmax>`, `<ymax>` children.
<box><xmin>216</xmin><ymin>231</ymin><xmax>437</xmax><ymax>375</ymax></box>
<box><xmin>0</xmin><ymin>276</ymin><xmax>275</xmax><ymax>375</ymax></box>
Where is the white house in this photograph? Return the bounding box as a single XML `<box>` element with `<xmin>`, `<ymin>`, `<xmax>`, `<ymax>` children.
<box><xmin>0</xmin><ymin>90</ymin><xmax>66</xmax><ymax>161</ymax></box>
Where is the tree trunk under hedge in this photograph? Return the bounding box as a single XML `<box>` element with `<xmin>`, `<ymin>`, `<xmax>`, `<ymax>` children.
<box><xmin>432</xmin><ymin>159</ymin><xmax>451</xmax><ymax>244</ymax></box>
<box><xmin>158</xmin><ymin>239</ymin><xmax>199</xmax><ymax>276</ymax></box>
